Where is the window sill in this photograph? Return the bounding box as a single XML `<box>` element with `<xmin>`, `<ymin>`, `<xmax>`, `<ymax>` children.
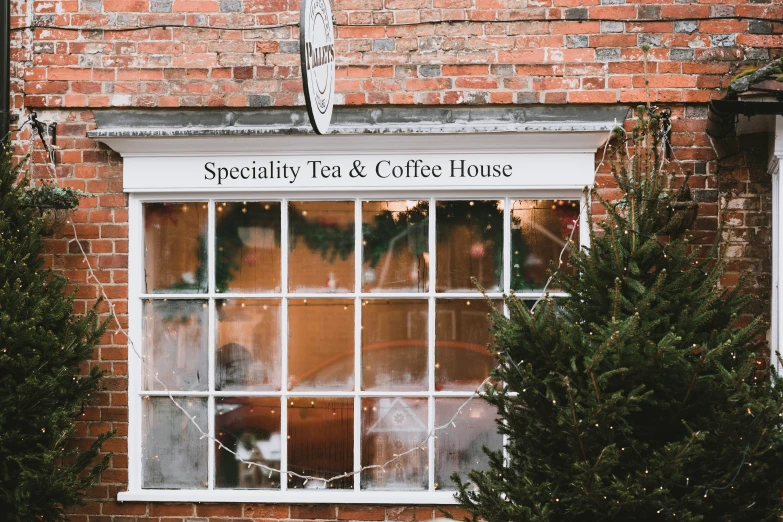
<box><xmin>117</xmin><ymin>489</ymin><xmax>461</xmax><ymax>504</ymax></box>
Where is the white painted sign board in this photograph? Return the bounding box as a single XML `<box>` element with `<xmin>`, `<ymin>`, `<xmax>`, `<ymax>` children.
<box><xmin>97</xmin><ymin>130</ymin><xmax>612</xmax><ymax>194</ymax></box>
<box><xmin>122</xmin><ymin>152</ymin><xmax>595</xmax><ymax>193</ymax></box>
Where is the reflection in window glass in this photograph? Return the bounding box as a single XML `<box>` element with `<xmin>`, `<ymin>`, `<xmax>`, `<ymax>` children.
<box><xmin>288</xmin><ymin>299</ymin><xmax>354</xmax><ymax>391</ymax></box>
<box><xmin>144</xmin><ymin>202</ymin><xmax>207</xmax><ymax>293</ymax></box>
<box><xmin>435</xmin><ymin>299</ymin><xmax>500</xmax><ymax>391</ymax></box>
<box><xmin>142</xmin><ymin>397</ymin><xmax>208</xmax><ymax>489</ymax></box>
<box><xmin>362</xmin><ymin>200</ymin><xmax>429</xmax><ymax>292</ymax></box>
<box><xmin>215</xmin><ymin>201</ymin><xmax>281</xmax><ymax>293</ymax></box>
<box><xmin>436</xmin><ymin>200</ymin><xmax>503</xmax><ymax>292</ymax></box>
<box><xmin>215</xmin><ymin>397</ymin><xmax>280</xmax><ymax>489</ymax></box>
<box><xmin>361</xmin><ymin>397</ymin><xmax>428</xmax><ymax>490</ymax></box>
<box><xmin>288</xmin><ymin>397</ymin><xmax>353</xmax><ymax>489</ymax></box>
<box><xmin>434</xmin><ymin>399</ymin><xmax>502</xmax><ymax>490</ymax></box>
<box><xmin>216</xmin><ymin>300</ymin><xmax>282</xmax><ymax>391</ymax></box>
<box><xmin>362</xmin><ymin>299</ymin><xmax>428</xmax><ymax>391</ymax></box>
<box><xmin>511</xmin><ymin>199</ymin><xmax>580</xmax><ymax>291</ymax></box>
<box><xmin>289</xmin><ymin>201</ymin><xmax>354</xmax><ymax>293</ymax></box>
<box><xmin>143</xmin><ymin>299</ymin><xmax>208</xmax><ymax>391</ymax></box>
<box><xmin>134</xmin><ymin>197</ymin><xmax>579</xmax><ymax>494</ymax></box>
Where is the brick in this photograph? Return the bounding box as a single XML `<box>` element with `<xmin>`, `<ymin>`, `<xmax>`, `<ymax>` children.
<box><xmin>670</xmin><ymin>48</ymin><xmax>695</xmax><ymax>61</ymax></box>
<box><xmin>674</xmin><ymin>20</ymin><xmax>698</xmax><ymax>34</ymax></box>
<box><xmin>569</xmin><ymin>90</ymin><xmax>618</xmax><ymax>103</ymax></box>
<box><xmin>151</xmin><ymin>0</ymin><xmax>173</xmax><ymax>11</ymax></box>
<box><xmin>564</xmin><ymin>7</ymin><xmax>588</xmax><ymax>19</ymax></box>
<box><xmin>595</xmin><ymin>48</ymin><xmax>621</xmax><ymax>61</ymax></box>
<box><xmin>102</xmin><ymin>502</ymin><xmax>147</xmax><ymax>515</ymax></box>
<box><xmin>749</xmin><ymin>20</ymin><xmax>773</xmax><ymax>35</ymax></box>
<box><xmin>243</xmin><ymin>505</ymin><xmax>290</xmax><ymax>518</ymax></box>
<box><xmin>196</xmin><ymin>504</ymin><xmax>243</xmax><ymax>517</ymax></box>
<box><xmin>600</xmin><ymin>20</ymin><xmax>624</xmax><ymax>33</ymax></box>
<box><xmin>552</xmin><ymin>21</ymin><xmax>601</xmax><ymax>34</ymax></box>
<box><xmin>566</xmin><ymin>35</ymin><xmax>588</xmax><ymax>48</ymax></box>
<box><xmin>442</xmin><ymin>64</ymin><xmax>488</xmax><ymax>76</ymax></box>
<box><xmin>386</xmin><ymin>507</ymin><xmax>435</xmax><ymax>521</ymax></box>
<box><xmin>104</xmin><ymin>0</ymin><xmax>149</xmax><ymax>12</ymax></box>
<box><xmin>219</xmin><ymin>0</ymin><xmax>242</xmax><ymax>11</ymax></box>
<box><xmin>339</xmin><ymin>26</ymin><xmax>385</xmax><ymax>39</ymax></box>
<box><xmin>406</xmin><ymin>78</ymin><xmax>451</xmax><ymax>90</ymax></box>
<box><xmin>150</xmin><ymin>504</ymin><xmax>196</xmax><ymax>517</ymax></box>
<box><xmin>291</xmin><ymin>505</ymin><xmax>336</xmax><ymax>519</ymax></box>
<box><xmin>711</xmin><ymin>34</ymin><xmax>737</xmax><ymax>47</ymax></box>
<box><xmin>338</xmin><ymin>506</ymin><xmax>385</xmax><ymax>520</ymax></box>
<box><xmin>373</xmin><ymin>38</ymin><xmax>396</xmax><ymax>52</ymax></box>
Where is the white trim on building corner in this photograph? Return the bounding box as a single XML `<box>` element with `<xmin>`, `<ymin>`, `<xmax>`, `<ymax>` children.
<box><xmin>772</xmin><ymin>116</ymin><xmax>783</xmax><ymax>375</ymax></box>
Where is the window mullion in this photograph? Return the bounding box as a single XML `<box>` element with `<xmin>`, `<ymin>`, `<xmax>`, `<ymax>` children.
<box><xmin>280</xmin><ymin>198</ymin><xmax>289</xmax><ymax>491</ymax></box>
<box><xmin>502</xmin><ymin>197</ymin><xmax>510</xmax><ymax>470</ymax></box>
<box><xmin>207</xmin><ymin>199</ymin><xmax>216</xmax><ymax>490</ymax></box>
<box><xmin>354</xmin><ymin>198</ymin><xmax>362</xmax><ymax>492</ymax></box>
<box><xmin>427</xmin><ymin>196</ymin><xmax>436</xmax><ymax>492</ymax></box>
<box><xmin>503</xmin><ymin>197</ymin><xmax>511</xmax><ymax>296</ymax></box>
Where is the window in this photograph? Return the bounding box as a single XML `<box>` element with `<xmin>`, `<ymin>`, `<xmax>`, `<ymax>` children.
<box><xmin>132</xmin><ymin>195</ymin><xmax>581</xmax><ymax>502</ymax></box>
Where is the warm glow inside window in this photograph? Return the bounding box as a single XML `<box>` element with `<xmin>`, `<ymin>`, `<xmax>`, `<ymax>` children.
<box><xmin>138</xmin><ymin>197</ymin><xmax>580</xmax><ymax>495</ymax></box>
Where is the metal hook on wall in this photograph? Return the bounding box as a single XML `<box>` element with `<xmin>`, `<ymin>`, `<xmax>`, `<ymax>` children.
<box><xmin>29</xmin><ymin>110</ymin><xmax>57</xmax><ymax>164</ymax></box>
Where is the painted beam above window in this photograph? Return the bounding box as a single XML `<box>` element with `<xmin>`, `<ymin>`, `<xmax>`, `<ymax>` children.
<box><xmin>90</xmin><ymin>107</ymin><xmax>625</xmax><ymax>193</ymax></box>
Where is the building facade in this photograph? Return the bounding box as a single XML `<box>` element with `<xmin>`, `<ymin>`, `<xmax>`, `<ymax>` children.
<box><xmin>6</xmin><ymin>0</ymin><xmax>783</xmax><ymax>520</ymax></box>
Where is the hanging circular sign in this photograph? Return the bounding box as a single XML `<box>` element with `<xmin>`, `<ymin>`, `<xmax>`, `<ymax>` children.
<box><xmin>300</xmin><ymin>0</ymin><xmax>335</xmax><ymax>135</ymax></box>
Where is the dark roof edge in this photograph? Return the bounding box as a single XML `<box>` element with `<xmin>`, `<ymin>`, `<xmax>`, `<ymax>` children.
<box><xmin>88</xmin><ymin>105</ymin><xmax>630</xmax><ymax>138</ymax></box>
<box><xmin>728</xmin><ymin>57</ymin><xmax>783</xmax><ymax>96</ymax></box>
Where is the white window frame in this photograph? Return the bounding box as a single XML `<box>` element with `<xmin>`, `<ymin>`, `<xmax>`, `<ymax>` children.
<box><xmin>98</xmin><ymin>130</ymin><xmax>610</xmax><ymax>503</ymax></box>
<box><xmin>771</xmin><ymin>116</ymin><xmax>783</xmax><ymax>375</ymax></box>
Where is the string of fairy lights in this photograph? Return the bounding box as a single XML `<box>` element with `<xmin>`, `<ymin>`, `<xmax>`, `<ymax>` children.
<box><xmin>22</xmin><ymin>109</ymin><xmax>764</xmax><ymax>514</ymax></box>
<box><xmin>16</xmin><ymin>118</ymin><xmax>612</xmax><ymax>490</ymax></box>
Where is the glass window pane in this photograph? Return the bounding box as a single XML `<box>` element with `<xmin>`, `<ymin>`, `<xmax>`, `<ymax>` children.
<box><xmin>511</xmin><ymin>199</ymin><xmax>580</xmax><ymax>291</ymax></box>
<box><xmin>361</xmin><ymin>398</ymin><xmax>428</xmax><ymax>491</ymax></box>
<box><xmin>362</xmin><ymin>201</ymin><xmax>429</xmax><ymax>292</ymax></box>
<box><xmin>143</xmin><ymin>299</ymin><xmax>208</xmax><ymax>392</ymax></box>
<box><xmin>289</xmin><ymin>201</ymin><xmax>355</xmax><ymax>293</ymax></box>
<box><xmin>144</xmin><ymin>202</ymin><xmax>207</xmax><ymax>293</ymax></box>
<box><xmin>362</xmin><ymin>299</ymin><xmax>427</xmax><ymax>391</ymax></box>
<box><xmin>288</xmin><ymin>299</ymin><xmax>354</xmax><ymax>391</ymax></box>
<box><xmin>435</xmin><ymin>299</ymin><xmax>499</xmax><ymax>391</ymax></box>
<box><xmin>288</xmin><ymin>397</ymin><xmax>354</xmax><ymax>489</ymax></box>
<box><xmin>215</xmin><ymin>201</ymin><xmax>281</xmax><ymax>293</ymax></box>
<box><xmin>216</xmin><ymin>299</ymin><xmax>282</xmax><ymax>391</ymax></box>
<box><xmin>436</xmin><ymin>200</ymin><xmax>503</xmax><ymax>292</ymax></box>
<box><xmin>215</xmin><ymin>397</ymin><xmax>281</xmax><ymax>489</ymax></box>
<box><xmin>434</xmin><ymin>398</ymin><xmax>501</xmax><ymax>490</ymax></box>
<box><xmin>142</xmin><ymin>397</ymin><xmax>208</xmax><ymax>489</ymax></box>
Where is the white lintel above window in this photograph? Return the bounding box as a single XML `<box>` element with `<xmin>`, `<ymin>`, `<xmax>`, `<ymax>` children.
<box><xmin>94</xmin><ymin>129</ymin><xmax>613</xmax><ymax>195</ymax></box>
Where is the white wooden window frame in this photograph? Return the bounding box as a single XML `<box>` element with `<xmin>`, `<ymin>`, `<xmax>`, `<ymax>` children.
<box><xmin>102</xmin><ymin>130</ymin><xmax>609</xmax><ymax>503</ymax></box>
<box><xmin>771</xmin><ymin>116</ymin><xmax>783</xmax><ymax>375</ymax></box>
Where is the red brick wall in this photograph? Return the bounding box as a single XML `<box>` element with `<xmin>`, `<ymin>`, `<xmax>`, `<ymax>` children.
<box><xmin>7</xmin><ymin>0</ymin><xmax>780</xmax><ymax>520</ymax></box>
<box><xmin>9</xmin><ymin>0</ymin><xmax>783</xmax><ymax>109</ymax></box>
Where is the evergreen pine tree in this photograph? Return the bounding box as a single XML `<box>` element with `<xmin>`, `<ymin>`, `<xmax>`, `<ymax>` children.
<box><xmin>454</xmin><ymin>107</ymin><xmax>783</xmax><ymax>521</ymax></box>
<box><xmin>0</xmin><ymin>145</ymin><xmax>111</xmax><ymax>521</ymax></box>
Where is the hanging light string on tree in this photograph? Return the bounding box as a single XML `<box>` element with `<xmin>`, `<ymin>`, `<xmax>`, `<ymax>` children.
<box><xmin>28</xmin><ymin>118</ymin><xmax>759</xmax><ymax>506</ymax></box>
<box><xmin>18</xmin><ymin>122</ymin><xmax>615</xmax><ymax>487</ymax></box>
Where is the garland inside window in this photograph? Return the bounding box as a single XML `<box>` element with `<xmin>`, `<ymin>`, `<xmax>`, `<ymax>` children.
<box><xmin>161</xmin><ymin>200</ymin><xmax>578</xmax><ymax>294</ymax></box>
